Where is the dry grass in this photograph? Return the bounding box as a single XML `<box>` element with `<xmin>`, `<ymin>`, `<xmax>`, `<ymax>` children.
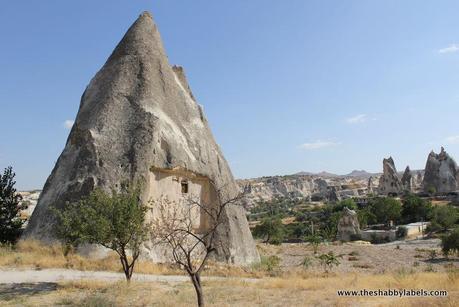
<box><xmin>1</xmin><ymin>241</ymin><xmax>458</xmax><ymax>306</ymax></box>
<box><xmin>1</xmin><ymin>271</ymin><xmax>457</xmax><ymax>306</ymax></box>
<box><xmin>0</xmin><ymin>240</ymin><xmax>182</xmax><ymax>275</ymax></box>
<box><xmin>0</xmin><ymin>240</ymin><xmax>266</xmax><ymax>278</ymax></box>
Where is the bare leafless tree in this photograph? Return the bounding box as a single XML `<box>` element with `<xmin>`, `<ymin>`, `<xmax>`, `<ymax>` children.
<box><xmin>150</xmin><ymin>185</ymin><xmax>243</xmax><ymax>307</ymax></box>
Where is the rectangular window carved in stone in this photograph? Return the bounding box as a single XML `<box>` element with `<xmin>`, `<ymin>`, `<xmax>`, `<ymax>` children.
<box><xmin>181</xmin><ymin>180</ymin><xmax>188</xmax><ymax>193</ymax></box>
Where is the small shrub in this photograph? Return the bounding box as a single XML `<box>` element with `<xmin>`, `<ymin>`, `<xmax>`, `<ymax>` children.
<box><xmin>414</xmin><ymin>254</ymin><xmax>423</xmax><ymax>258</ymax></box>
<box><xmin>316</xmin><ymin>252</ymin><xmax>342</xmax><ymax>273</ymax></box>
<box><xmin>441</xmin><ymin>228</ymin><xmax>459</xmax><ymax>257</ymax></box>
<box><xmin>253</xmin><ymin>255</ymin><xmax>281</xmax><ymax>274</ymax></box>
<box><xmin>305</xmin><ymin>234</ymin><xmax>322</xmax><ymax>254</ymax></box>
<box><xmin>413</xmin><ymin>261</ymin><xmax>420</xmax><ymax>267</ymax></box>
<box><xmin>302</xmin><ymin>256</ymin><xmax>313</xmax><ymax>269</ymax></box>
<box><xmin>348</xmin><ymin>251</ymin><xmax>359</xmax><ymax>256</ymax></box>
<box><xmin>348</xmin><ymin>256</ymin><xmax>359</xmax><ymax>261</ymax></box>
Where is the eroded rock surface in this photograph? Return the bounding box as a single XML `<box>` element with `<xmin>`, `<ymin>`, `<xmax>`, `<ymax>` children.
<box><xmin>337</xmin><ymin>207</ymin><xmax>361</xmax><ymax>241</ymax></box>
<box><xmin>422</xmin><ymin>147</ymin><xmax>459</xmax><ymax>194</ymax></box>
<box><xmin>24</xmin><ymin>12</ymin><xmax>259</xmax><ymax>265</ymax></box>
<box><xmin>378</xmin><ymin>157</ymin><xmax>402</xmax><ymax>195</ymax></box>
<box><xmin>401</xmin><ymin>166</ymin><xmax>414</xmax><ymax>193</ymax></box>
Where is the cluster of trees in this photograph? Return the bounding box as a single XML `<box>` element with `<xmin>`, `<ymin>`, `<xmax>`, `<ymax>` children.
<box><xmin>250</xmin><ymin>195</ymin><xmax>459</xmax><ymax>246</ymax></box>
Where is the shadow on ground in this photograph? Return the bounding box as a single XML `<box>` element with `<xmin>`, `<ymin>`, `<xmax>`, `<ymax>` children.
<box><xmin>0</xmin><ymin>283</ymin><xmax>58</xmax><ymax>301</ymax></box>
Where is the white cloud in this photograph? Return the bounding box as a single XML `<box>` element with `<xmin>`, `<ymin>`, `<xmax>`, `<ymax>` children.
<box><xmin>346</xmin><ymin>114</ymin><xmax>368</xmax><ymax>124</ymax></box>
<box><xmin>300</xmin><ymin>140</ymin><xmax>341</xmax><ymax>150</ymax></box>
<box><xmin>438</xmin><ymin>44</ymin><xmax>459</xmax><ymax>54</ymax></box>
<box><xmin>63</xmin><ymin>120</ymin><xmax>74</xmax><ymax>129</ymax></box>
<box><xmin>445</xmin><ymin>135</ymin><xmax>459</xmax><ymax>144</ymax></box>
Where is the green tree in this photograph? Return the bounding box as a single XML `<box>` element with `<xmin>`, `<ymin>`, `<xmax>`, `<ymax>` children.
<box><xmin>357</xmin><ymin>207</ymin><xmax>376</xmax><ymax>228</ymax></box>
<box><xmin>305</xmin><ymin>234</ymin><xmax>322</xmax><ymax>254</ymax></box>
<box><xmin>401</xmin><ymin>195</ymin><xmax>433</xmax><ymax>224</ymax></box>
<box><xmin>252</xmin><ymin>217</ymin><xmax>284</xmax><ymax>245</ymax></box>
<box><xmin>429</xmin><ymin>205</ymin><xmax>459</xmax><ymax>232</ymax></box>
<box><xmin>368</xmin><ymin>197</ymin><xmax>402</xmax><ymax>224</ymax></box>
<box><xmin>441</xmin><ymin>227</ymin><xmax>459</xmax><ymax>257</ymax></box>
<box><xmin>0</xmin><ymin>166</ymin><xmax>27</xmax><ymax>244</ymax></box>
<box><xmin>334</xmin><ymin>199</ymin><xmax>357</xmax><ymax>211</ymax></box>
<box><xmin>54</xmin><ymin>186</ymin><xmax>148</xmax><ymax>281</ymax></box>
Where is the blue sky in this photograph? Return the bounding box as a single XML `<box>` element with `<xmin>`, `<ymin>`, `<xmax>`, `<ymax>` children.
<box><xmin>1</xmin><ymin>1</ymin><xmax>459</xmax><ymax>190</ymax></box>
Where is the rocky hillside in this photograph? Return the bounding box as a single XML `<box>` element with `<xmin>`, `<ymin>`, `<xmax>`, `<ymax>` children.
<box><xmin>237</xmin><ymin>173</ymin><xmax>375</xmax><ymax>207</ymax></box>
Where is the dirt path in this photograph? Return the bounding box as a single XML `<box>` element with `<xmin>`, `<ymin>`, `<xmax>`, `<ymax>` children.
<box><xmin>0</xmin><ymin>268</ymin><xmax>257</xmax><ymax>284</ymax></box>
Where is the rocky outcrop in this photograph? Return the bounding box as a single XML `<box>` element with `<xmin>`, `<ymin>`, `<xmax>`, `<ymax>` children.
<box><xmin>337</xmin><ymin>207</ymin><xmax>361</xmax><ymax>241</ymax></box>
<box><xmin>378</xmin><ymin>157</ymin><xmax>402</xmax><ymax>195</ymax></box>
<box><xmin>422</xmin><ymin>147</ymin><xmax>459</xmax><ymax>194</ymax></box>
<box><xmin>24</xmin><ymin>12</ymin><xmax>259</xmax><ymax>265</ymax></box>
<box><xmin>401</xmin><ymin>166</ymin><xmax>414</xmax><ymax>193</ymax></box>
<box><xmin>367</xmin><ymin>176</ymin><xmax>374</xmax><ymax>194</ymax></box>
<box><xmin>239</xmin><ymin>174</ymin><xmax>370</xmax><ymax>207</ymax></box>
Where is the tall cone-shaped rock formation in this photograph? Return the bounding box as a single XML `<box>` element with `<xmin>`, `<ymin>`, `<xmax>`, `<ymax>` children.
<box><xmin>422</xmin><ymin>147</ymin><xmax>459</xmax><ymax>194</ymax></box>
<box><xmin>24</xmin><ymin>12</ymin><xmax>259</xmax><ymax>265</ymax></box>
<box><xmin>401</xmin><ymin>166</ymin><xmax>414</xmax><ymax>193</ymax></box>
<box><xmin>378</xmin><ymin>157</ymin><xmax>402</xmax><ymax>195</ymax></box>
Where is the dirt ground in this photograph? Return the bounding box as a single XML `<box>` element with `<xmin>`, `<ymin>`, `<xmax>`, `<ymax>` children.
<box><xmin>259</xmin><ymin>239</ymin><xmax>458</xmax><ymax>274</ymax></box>
<box><xmin>0</xmin><ymin>272</ymin><xmax>458</xmax><ymax>307</ymax></box>
<box><xmin>0</xmin><ymin>239</ymin><xmax>458</xmax><ymax>306</ymax></box>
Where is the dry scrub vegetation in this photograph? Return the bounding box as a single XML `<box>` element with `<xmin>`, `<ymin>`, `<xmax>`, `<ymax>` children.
<box><xmin>1</xmin><ymin>271</ymin><xmax>458</xmax><ymax>306</ymax></box>
<box><xmin>1</xmin><ymin>240</ymin><xmax>459</xmax><ymax>306</ymax></box>
<box><xmin>0</xmin><ymin>240</ymin><xmax>180</xmax><ymax>276</ymax></box>
<box><xmin>0</xmin><ymin>240</ymin><xmax>261</xmax><ymax>278</ymax></box>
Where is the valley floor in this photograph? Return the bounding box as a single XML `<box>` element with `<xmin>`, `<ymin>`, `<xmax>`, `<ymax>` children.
<box><xmin>0</xmin><ymin>240</ymin><xmax>458</xmax><ymax>306</ymax></box>
<box><xmin>0</xmin><ymin>272</ymin><xmax>457</xmax><ymax>306</ymax></box>
<box><xmin>261</xmin><ymin>239</ymin><xmax>458</xmax><ymax>274</ymax></box>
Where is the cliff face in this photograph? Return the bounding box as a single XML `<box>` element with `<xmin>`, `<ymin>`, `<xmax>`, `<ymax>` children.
<box><xmin>238</xmin><ymin>175</ymin><xmax>369</xmax><ymax>206</ymax></box>
<box><xmin>24</xmin><ymin>12</ymin><xmax>259</xmax><ymax>265</ymax></box>
<box><xmin>423</xmin><ymin>147</ymin><xmax>459</xmax><ymax>194</ymax></box>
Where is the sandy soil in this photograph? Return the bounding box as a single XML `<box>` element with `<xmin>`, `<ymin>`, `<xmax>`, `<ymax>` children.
<box><xmin>259</xmin><ymin>239</ymin><xmax>459</xmax><ymax>273</ymax></box>
<box><xmin>0</xmin><ymin>268</ymin><xmax>259</xmax><ymax>284</ymax></box>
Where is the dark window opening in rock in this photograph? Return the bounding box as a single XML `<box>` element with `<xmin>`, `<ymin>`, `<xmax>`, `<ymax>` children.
<box><xmin>181</xmin><ymin>180</ymin><xmax>188</xmax><ymax>194</ymax></box>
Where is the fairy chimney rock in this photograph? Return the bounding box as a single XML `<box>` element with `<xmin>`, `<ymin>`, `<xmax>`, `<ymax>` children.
<box><xmin>422</xmin><ymin>147</ymin><xmax>459</xmax><ymax>194</ymax></box>
<box><xmin>378</xmin><ymin>157</ymin><xmax>402</xmax><ymax>195</ymax></box>
<box><xmin>24</xmin><ymin>11</ymin><xmax>260</xmax><ymax>265</ymax></box>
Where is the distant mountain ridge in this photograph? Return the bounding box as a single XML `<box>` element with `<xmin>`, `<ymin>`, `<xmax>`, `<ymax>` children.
<box><xmin>294</xmin><ymin>170</ymin><xmax>380</xmax><ymax>179</ymax></box>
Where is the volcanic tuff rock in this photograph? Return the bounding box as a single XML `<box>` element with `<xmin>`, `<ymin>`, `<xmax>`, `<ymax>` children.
<box><xmin>378</xmin><ymin>157</ymin><xmax>402</xmax><ymax>195</ymax></box>
<box><xmin>401</xmin><ymin>166</ymin><xmax>414</xmax><ymax>193</ymax></box>
<box><xmin>367</xmin><ymin>176</ymin><xmax>374</xmax><ymax>194</ymax></box>
<box><xmin>239</xmin><ymin>174</ymin><xmax>369</xmax><ymax>207</ymax></box>
<box><xmin>24</xmin><ymin>12</ymin><xmax>259</xmax><ymax>265</ymax></box>
<box><xmin>422</xmin><ymin>147</ymin><xmax>459</xmax><ymax>194</ymax></box>
<box><xmin>337</xmin><ymin>207</ymin><xmax>361</xmax><ymax>241</ymax></box>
